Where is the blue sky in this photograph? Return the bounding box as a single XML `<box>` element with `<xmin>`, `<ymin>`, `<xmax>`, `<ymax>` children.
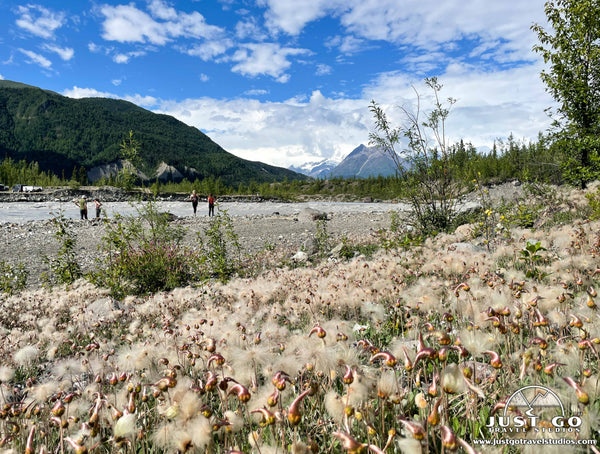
<box><xmin>0</xmin><ymin>0</ymin><xmax>555</xmax><ymax>168</ymax></box>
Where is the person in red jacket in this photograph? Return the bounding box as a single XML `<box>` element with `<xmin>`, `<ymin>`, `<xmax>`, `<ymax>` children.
<box><xmin>208</xmin><ymin>193</ymin><xmax>215</xmax><ymax>217</ymax></box>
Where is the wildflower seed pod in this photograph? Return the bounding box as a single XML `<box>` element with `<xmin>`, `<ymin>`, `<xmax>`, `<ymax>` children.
<box><xmin>543</xmin><ymin>363</ymin><xmax>564</xmax><ymax>376</ymax></box>
<box><xmin>440</xmin><ymin>425</ymin><xmax>459</xmax><ymax>451</ymax></box>
<box><xmin>529</xmin><ymin>337</ymin><xmax>548</xmax><ymax>350</ymax></box>
<box><xmin>229</xmin><ymin>384</ymin><xmax>251</xmax><ymax>403</ymax></box>
<box><xmin>207</xmin><ymin>353</ymin><xmax>226</xmax><ymax>367</ymax></box>
<box><xmin>333</xmin><ymin>431</ymin><xmax>366</xmax><ymax>453</ymax></box>
<box><xmin>414</xmin><ymin>392</ymin><xmax>427</xmax><ymax>409</ymax></box>
<box><xmin>399</xmin><ymin>418</ymin><xmax>426</xmax><ymax>440</ymax></box>
<box><xmin>309</xmin><ymin>325</ymin><xmax>326</xmax><ymax>339</ymax></box>
<box><xmin>201</xmin><ymin>404</ymin><xmax>212</xmax><ymax>418</ymax></box>
<box><xmin>337</xmin><ymin>332</ymin><xmax>348</xmax><ymax>341</ymax></box>
<box><xmin>51</xmin><ymin>400</ymin><xmax>65</xmax><ymax>417</ymax></box>
<box><xmin>267</xmin><ymin>388</ymin><xmax>279</xmax><ymax>407</ymax></box>
<box><xmin>370</xmin><ymin>351</ymin><xmax>397</xmax><ymax>368</ymax></box>
<box><xmin>342</xmin><ymin>365</ymin><xmax>354</xmax><ymax>384</ymax></box>
<box><xmin>64</xmin><ymin>437</ymin><xmax>88</xmax><ymax>454</ymax></box>
<box><xmin>24</xmin><ymin>425</ymin><xmax>35</xmax><ymax>454</ymax></box>
<box><xmin>428</xmin><ymin>373</ymin><xmax>439</xmax><ymax>397</ymax></box>
<box><xmin>483</xmin><ymin>351</ymin><xmax>502</xmax><ymax>369</ymax></box>
<box><xmin>127</xmin><ymin>393</ymin><xmax>136</xmax><ymax>413</ymax></box>
<box><xmin>251</xmin><ymin>407</ymin><xmax>275</xmax><ymax>426</ymax></box>
<box><xmin>111</xmin><ymin>407</ymin><xmax>123</xmax><ymax>420</ymax></box>
<box><xmin>586</xmin><ymin>294</ymin><xmax>596</xmax><ymax>309</ymax></box>
<box><xmin>287</xmin><ymin>389</ymin><xmax>310</xmax><ymax>426</ymax></box>
<box><xmin>563</xmin><ymin>377</ymin><xmax>589</xmax><ymax>405</ymax></box>
<box><xmin>427</xmin><ymin>398</ymin><xmax>442</xmax><ymax>426</ymax></box>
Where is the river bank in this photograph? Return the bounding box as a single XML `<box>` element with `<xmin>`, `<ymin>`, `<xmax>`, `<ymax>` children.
<box><xmin>0</xmin><ymin>185</ymin><xmax>286</xmax><ymax>203</ymax></box>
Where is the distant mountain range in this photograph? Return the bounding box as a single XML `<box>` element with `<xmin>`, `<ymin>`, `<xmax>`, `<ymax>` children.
<box><xmin>288</xmin><ymin>158</ymin><xmax>339</xmax><ymax>179</ymax></box>
<box><xmin>290</xmin><ymin>144</ymin><xmax>403</xmax><ymax>179</ymax></box>
<box><xmin>0</xmin><ymin>79</ymin><xmax>305</xmax><ymax>186</ymax></box>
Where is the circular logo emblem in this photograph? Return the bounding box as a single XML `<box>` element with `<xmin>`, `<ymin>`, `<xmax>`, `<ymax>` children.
<box><xmin>504</xmin><ymin>385</ymin><xmax>565</xmax><ymax>419</ymax></box>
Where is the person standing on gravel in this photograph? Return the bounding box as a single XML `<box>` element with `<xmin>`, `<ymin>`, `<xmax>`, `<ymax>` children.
<box><xmin>74</xmin><ymin>195</ymin><xmax>88</xmax><ymax>220</ymax></box>
<box><xmin>93</xmin><ymin>198</ymin><xmax>102</xmax><ymax>218</ymax></box>
<box><xmin>190</xmin><ymin>190</ymin><xmax>199</xmax><ymax>216</ymax></box>
<box><xmin>208</xmin><ymin>193</ymin><xmax>216</xmax><ymax>217</ymax></box>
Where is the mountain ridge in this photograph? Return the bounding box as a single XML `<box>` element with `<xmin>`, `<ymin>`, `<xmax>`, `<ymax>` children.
<box><xmin>0</xmin><ymin>79</ymin><xmax>305</xmax><ymax>186</ymax></box>
<box><xmin>330</xmin><ymin>144</ymin><xmax>401</xmax><ymax>178</ymax></box>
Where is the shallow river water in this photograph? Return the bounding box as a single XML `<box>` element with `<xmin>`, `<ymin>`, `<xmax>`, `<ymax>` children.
<box><xmin>0</xmin><ymin>200</ymin><xmax>411</xmax><ymax>224</ymax></box>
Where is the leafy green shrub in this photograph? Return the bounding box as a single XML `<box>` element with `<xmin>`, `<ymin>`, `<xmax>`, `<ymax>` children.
<box><xmin>314</xmin><ymin>219</ymin><xmax>331</xmax><ymax>256</ymax></box>
<box><xmin>0</xmin><ymin>260</ymin><xmax>28</xmax><ymax>294</ymax></box>
<box><xmin>41</xmin><ymin>213</ymin><xmax>82</xmax><ymax>286</ymax></box>
<box><xmin>92</xmin><ymin>200</ymin><xmax>201</xmax><ymax>297</ymax></box>
<box><xmin>519</xmin><ymin>240</ymin><xmax>549</xmax><ymax>281</ymax></box>
<box><xmin>108</xmin><ymin>239</ymin><xmax>202</xmax><ymax>295</ymax></box>
<box><xmin>586</xmin><ymin>187</ymin><xmax>600</xmax><ymax>220</ymax></box>
<box><xmin>198</xmin><ymin>209</ymin><xmax>241</xmax><ymax>281</ymax></box>
<box><xmin>376</xmin><ymin>210</ymin><xmax>423</xmax><ymax>252</ymax></box>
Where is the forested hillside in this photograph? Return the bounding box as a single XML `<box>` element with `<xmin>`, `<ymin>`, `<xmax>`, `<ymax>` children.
<box><xmin>0</xmin><ymin>80</ymin><xmax>305</xmax><ymax>185</ymax></box>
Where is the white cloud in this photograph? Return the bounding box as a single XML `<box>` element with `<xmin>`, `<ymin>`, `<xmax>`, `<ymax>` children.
<box><xmin>235</xmin><ymin>17</ymin><xmax>268</xmax><ymax>41</ymax></box>
<box><xmin>154</xmin><ymin>90</ymin><xmax>370</xmax><ymax>167</ymax></box>
<box><xmin>230</xmin><ymin>43</ymin><xmax>310</xmax><ymax>81</ymax></box>
<box><xmin>100</xmin><ymin>4</ymin><xmax>169</xmax><ymax>44</ymax></box>
<box><xmin>316</xmin><ymin>64</ymin><xmax>332</xmax><ymax>76</ymax></box>
<box><xmin>183</xmin><ymin>40</ymin><xmax>233</xmax><ymax>60</ymax></box>
<box><xmin>199</xmin><ymin>73</ymin><xmax>209</xmax><ymax>82</ymax></box>
<box><xmin>258</xmin><ymin>0</ymin><xmax>545</xmax><ymax>65</ymax></box>
<box><xmin>258</xmin><ymin>0</ymin><xmax>346</xmax><ymax>35</ymax></box>
<box><xmin>43</xmin><ymin>44</ymin><xmax>74</xmax><ymax>61</ymax></box>
<box><xmin>337</xmin><ymin>35</ymin><xmax>365</xmax><ymax>55</ymax></box>
<box><xmin>63</xmin><ymin>86</ymin><xmax>115</xmax><ymax>98</ymax></box>
<box><xmin>147</xmin><ymin>60</ymin><xmax>554</xmax><ymax>168</ymax></box>
<box><xmin>148</xmin><ymin>0</ymin><xmax>178</xmax><ymax>20</ymax></box>
<box><xmin>244</xmin><ymin>88</ymin><xmax>269</xmax><ymax>96</ymax></box>
<box><xmin>18</xmin><ymin>49</ymin><xmax>52</xmax><ymax>69</ymax></box>
<box><xmin>99</xmin><ymin>3</ymin><xmax>225</xmax><ymax>45</ymax></box>
<box><xmin>62</xmin><ymin>86</ymin><xmax>157</xmax><ymax>108</ymax></box>
<box><xmin>15</xmin><ymin>4</ymin><xmax>65</xmax><ymax>39</ymax></box>
<box><xmin>112</xmin><ymin>50</ymin><xmax>147</xmax><ymax>64</ymax></box>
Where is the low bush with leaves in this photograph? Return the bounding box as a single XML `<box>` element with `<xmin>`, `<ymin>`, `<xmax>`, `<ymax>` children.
<box><xmin>91</xmin><ymin>200</ymin><xmax>203</xmax><ymax>297</ymax></box>
<box><xmin>0</xmin><ymin>260</ymin><xmax>28</xmax><ymax>294</ymax></box>
<box><xmin>197</xmin><ymin>209</ymin><xmax>242</xmax><ymax>281</ymax></box>
<box><xmin>41</xmin><ymin>213</ymin><xmax>82</xmax><ymax>286</ymax></box>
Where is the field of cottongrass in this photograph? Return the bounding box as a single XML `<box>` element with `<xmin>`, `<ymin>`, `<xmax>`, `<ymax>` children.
<box><xmin>1</xmin><ymin>185</ymin><xmax>600</xmax><ymax>453</ymax></box>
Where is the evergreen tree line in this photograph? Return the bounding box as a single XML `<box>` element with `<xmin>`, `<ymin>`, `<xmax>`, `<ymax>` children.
<box><xmin>0</xmin><ymin>157</ymin><xmax>91</xmax><ymax>188</ymax></box>
<box><xmin>0</xmin><ymin>133</ymin><xmax>563</xmax><ymax>198</ymax></box>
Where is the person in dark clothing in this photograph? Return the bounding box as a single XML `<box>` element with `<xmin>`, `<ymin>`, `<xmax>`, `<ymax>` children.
<box><xmin>190</xmin><ymin>190</ymin><xmax>199</xmax><ymax>216</ymax></box>
<box><xmin>93</xmin><ymin>198</ymin><xmax>102</xmax><ymax>218</ymax></box>
<box><xmin>208</xmin><ymin>193</ymin><xmax>215</xmax><ymax>217</ymax></box>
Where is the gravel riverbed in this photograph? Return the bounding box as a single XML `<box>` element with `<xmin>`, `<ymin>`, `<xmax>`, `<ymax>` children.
<box><xmin>0</xmin><ymin>209</ymin><xmax>393</xmax><ymax>289</ymax></box>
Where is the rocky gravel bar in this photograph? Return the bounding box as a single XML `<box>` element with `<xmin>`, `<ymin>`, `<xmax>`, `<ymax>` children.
<box><xmin>0</xmin><ymin>207</ymin><xmax>392</xmax><ymax>289</ymax></box>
